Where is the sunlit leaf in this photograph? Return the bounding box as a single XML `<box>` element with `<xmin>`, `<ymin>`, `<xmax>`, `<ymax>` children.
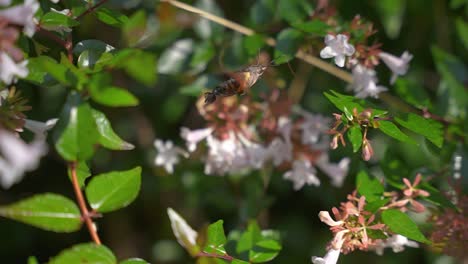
<box><xmin>67</xmin><ymin>160</ymin><xmax>91</xmax><ymax>188</ymax></box>
<box><xmin>95</xmin><ymin>8</ymin><xmax>128</xmax><ymax>27</ymax></box>
<box><xmin>92</xmin><ymin>109</ymin><xmax>135</xmax><ymax>150</ymax></box>
<box><xmin>381</xmin><ymin>209</ymin><xmax>431</xmax><ymax>244</ymax></box>
<box><xmin>88</xmin><ymin>73</ymin><xmax>139</xmax><ymax>107</ymax></box>
<box><xmin>204</xmin><ymin>220</ymin><xmax>227</xmax><ymax>255</ymax></box>
<box><xmin>0</xmin><ymin>193</ymin><xmax>81</xmax><ymax>232</ymax></box>
<box><xmin>49</xmin><ymin>243</ymin><xmax>116</xmax><ymax>264</ymax></box>
<box><xmin>41</xmin><ymin>12</ymin><xmax>80</xmax><ymax>27</ymax></box>
<box><xmin>395</xmin><ymin>113</ymin><xmax>444</xmax><ymax>147</ymax></box>
<box><xmin>378</xmin><ymin>120</ymin><xmax>415</xmax><ymax>144</ymax></box>
<box><xmin>85</xmin><ymin>167</ymin><xmax>141</xmax><ymax>213</ymax></box>
<box><xmin>356</xmin><ymin>170</ymin><xmax>384</xmax><ymax>202</ymax></box>
<box><xmin>249</xmin><ymin>240</ymin><xmax>281</xmax><ymax>263</ymax></box>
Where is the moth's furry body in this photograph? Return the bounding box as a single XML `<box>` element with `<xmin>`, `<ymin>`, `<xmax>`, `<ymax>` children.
<box><xmin>204</xmin><ymin>64</ymin><xmax>268</xmax><ymax>105</ymax></box>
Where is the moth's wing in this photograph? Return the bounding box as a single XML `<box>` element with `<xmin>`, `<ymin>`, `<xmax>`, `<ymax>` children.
<box><xmin>227</xmin><ymin>71</ymin><xmax>251</xmax><ymax>94</ymax></box>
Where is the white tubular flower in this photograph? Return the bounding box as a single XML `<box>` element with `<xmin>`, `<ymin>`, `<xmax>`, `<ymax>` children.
<box><xmin>311</xmin><ymin>248</ymin><xmax>341</xmax><ymax>264</ymax></box>
<box><xmin>316</xmin><ymin>155</ymin><xmax>351</xmax><ymax>187</ymax></box>
<box><xmin>318</xmin><ymin>211</ymin><xmax>344</xmax><ymax>227</ymax></box>
<box><xmin>268</xmin><ymin>137</ymin><xmax>292</xmax><ymax>166</ymax></box>
<box><xmin>180</xmin><ymin>127</ymin><xmax>213</xmax><ymax>152</ymax></box>
<box><xmin>167</xmin><ymin>208</ymin><xmax>198</xmax><ymax>251</ymax></box>
<box><xmin>372</xmin><ymin>234</ymin><xmax>419</xmax><ymax>256</ymax></box>
<box><xmin>0</xmin><ymin>52</ymin><xmax>28</xmax><ymax>84</ymax></box>
<box><xmin>0</xmin><ymin>0</ymin><xmax>11</xmax><ymax>6</ymax></box>
<box><xmin>0</xmin><ymin>130</ymin><xmax>48</xmax><ymax>188</ymax></box>
<box><xmin>350</xmin><ymin>64</ymin><xmax>387</xmax><ymax>99</ymax></box>
<box><xmin>154</xmin><ymin>139</ymin><xmax>188</xmax><ymax>174</ymax></box>
<box><xmin>238</xmin><ymin>134</ymin><xmax>268</xmax><ymax>169</ymax></box>
<box><xmin>283</xmin><ymin>159</ymin><xmax>320</xmax><ymax>190</ymax></box>
<box><xmin>378</xmin><ymin>51</ymin><xmax>413</xmax><ymax>84</ymax></box>
<box><xmin>0</xmin><ymin>0</ymin><xmax>39</xmax><ymax>37</ymax></box>
<box><xmin>24</xmin><ymin>118</ymin><xmax>58</xmax><ymax>137</ymax></box>
<box><xmin>299</xmin><ymin>112</ymin><xmax>330</xmax><ymax>145</ymax></box>
<box><xmin>320</xmin><ymin>34</ymin><xmax>355</xmax><ymax>67</ymax></box>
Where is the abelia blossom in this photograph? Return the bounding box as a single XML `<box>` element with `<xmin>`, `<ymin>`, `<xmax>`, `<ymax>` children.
<box><xmin>24</xmin><ymin>118</ymin><xmax>58</xmax><ymax>137</ymax></box>
<box><xmin>0</xmin><ymin>0</ymin><xmax>39</xmax><ymax>37</ymax></box>
<box><xmin>283</xmin><ymin>159</ymin><xmax>320</xmax><ymax>190</ymax></box>
<box><xmin>350</xmin><ymin>64</ymin><xmax>387</xmax><ymax>99</ymax></box>
<box><xmin>371</xmin><ymin>234</ymin><xmax>418</xmax><ymax>255</ymax></box>
<box><xmin>299</xmin><ymin>112</ymin><xmax>331</xmax><ymax>146</ymax></box>
<box><xmin>180</xmin><ymin>127</ymin><xmax>213</xmax><ymax>152</ymax></box>
<box><xmin>0</xmin><ymin>52</ymin><xmax>28</xmax><ymax>84</ymax></box>
<box><xmin>267</xmin><ymin>137</ymin><xmax>293</xmax><ymax>166</ymax></box>
<box><xmin>0</xmin><ymin>130</ymin><xmax>47</xmax><ymax>188</ymax></box>
<box><xmin>316</xmin><ymin>155</ymin><xmax>351</xmax><ymax>187</ymax></box>
<box><xmin>154</xmin><ymin>139</ymin><xmax>188</xmax><ymax>174</ymax></box>
<box><xmin>378</xmin><ymin>51</ymin><xmax>413</xmax><ymax>84</ymax></box>
<box><xmin>320</xmin><ymin>34</ymin><xmax>355</xmax><ymax>67</ymax></box>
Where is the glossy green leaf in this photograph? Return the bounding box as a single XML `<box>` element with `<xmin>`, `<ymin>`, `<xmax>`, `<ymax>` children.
<box><xmin>204</xmin><ymin>220</ymin><xmax>227</xmax><ymax>255</ymax></box>
<box><xmin>324</xmin><ymin>90</ymin><xmax>388</xmax><ymax>117</ymax></box>
<box><xmin>243</xmin><ymin>34</ymin><xmax>266</xmax><ymax>56</ymax></box>
<box><xmin>54</xmin><ymin>92</ymin><xmax>99</xmax><ymax>161</ymax></box>
<box><xmin>249</xmin><ymin>240</ymin><xmax>281</xmax><ymax>263</ymax></box>
<box><xmin>236</xmin><ymin>221</ymin><xmax>262</xmax><ymax>253</ymax></box>
<box><xmin>0</xmin><ymin>193</ymin><xmax>81</xmax><ymax>232</ymax></box>
<box><xmin>67</xmin><ymin>160</ymin><xmax>91</xmax><ymax>188</ymax></box>
<box><xmin>41</xmin><ymin>12</ymin><xmax>80</xmax><ymax>27</ymax></box>
<box><xmin>33</xmin><ymin>56</ymin><xmax>71</xmax><ymax>86</ymax></box>
<box><xmin>88</xmin><ymin>75</ymin><xmax>139</xmax><ymax>107</ymax></box>
<box><xmin>455</xmin><ymin>18</ymin><xmax>468</xmax><ymax>50</ymax></box>
<box><xmin>122</xmin><ymin>11</ymin><xmax>147</xmax><ymax>47</ymax></box>
<box><xmin>85</xmin><ymin>167</ymin><xmax>142</xmax><ymax>213</ymax></box>
<box><xmin>381</xmin><ymin>209</ymin><xmax>431</xmax><ymax>244</ymax></box>
<box><xmin>74</xmin><ymin>40</ymin><xmax>115</xmax><ymax>70</ymax></box>
<box><xmin>278</xmin><ymin>0</ymin><xmax>312</xmax><ymax>24</ymax></box>
<box><xmin>356</xmin><ymin>170</ymin><xmax>384</xmax><ymax>202</ymax></box>
<box><xmin>378</xmin><ymin>120</ymin><xmax>415</xmax><ymax>144</ymax></box>
<box><xmin>120</xmin><ymin>258</ymin><xmax>149</xmax><ymax>264</ymax></box>
<box><xmin>158</xmin><ymin>39</ymin><xmax>194</xmax><ymax>74</ymax></box>
<box><xmin>59</xmin><ymin>53</ymin><xmax>88</xmax><ymax>90</ymax></box>
<box><xmin>274</xmin><ymin>28</ymin><xmax>304</xmax><ymax>63</ymax></box>
<box><xmin>292</xmin><ymin>20</ymin><xmax>330</xmax><ymax>35</ymax></box>
<box><xmin>395</xmin><ymin>113</ymin><xmax>444</xmax><ymax>147</ymax></box>
<box><xmin>25</xmin><ymin>56</ymin><xmax>54</xmax><ymax>85</ymax></box>
<box><xmin>112</xmin><ymin>49</ymin><xmax>157</xmax><ymax>85</ymax></box>
<box><xmin>194</xmin><ymin>0</ymin><xmax>224</xmax><ymax>40</ymax></box>
<box><xmin>394</xmin><ymin>79</ymin><xmax>431</xmax><ymax>109</ymax></box>
<box><xmin>95</xmin><ymin>8</ymin><xmax>128</xmax><ymax>27</ymax></box>
<box><xmin>49</xmin><ymin>243</ymin><xmax>116</xmax><ymax>264</ymax></box>
<box><xmin>92</xmin><ymin>109</ymin><xmax>134</xmax><ymax>150</ymax></box>
<box><xmin>347</xmin><ymin>126</ymin><xmax>363</xmax><ymax>152</ymax></box>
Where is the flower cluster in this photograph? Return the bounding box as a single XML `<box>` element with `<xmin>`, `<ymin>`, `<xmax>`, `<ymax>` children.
<box><xmin>0</xmin><ymin>0</ymin><xmax>40</xmax><ymax>85</ymax></box>
<box><xmin>155</xmin><ymin>83</ymin><xmax>350</xmax><ymax>190</ymax></box>
<box><xmin>318</xmin><ymin>15</ymin><xmax>413</xmax><ymax>99</ymax></box>
<box><xmin>312</xmin><ymin>174</ymin><xmax>431</xmax><ymax>263</ymax></box>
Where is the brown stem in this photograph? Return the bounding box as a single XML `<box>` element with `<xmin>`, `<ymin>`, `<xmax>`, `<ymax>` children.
<box><xmin>69</xmin><ymin>162</ymin><xmax>102</xmax><ymax>245</ymax></box>
<box><xmin>195</xmin><ymin>251</ymin><xmax>234</xmax><ymax>262</ymax></box>
<box><xmin>76</xmin><ymin>0</ymin><xmax>109</xmax><ymax>20</ymax></box>
<box><xmin>36</xmin><ymin>27</ymin><xmax>68</xmax><ymax>48</ymax></box>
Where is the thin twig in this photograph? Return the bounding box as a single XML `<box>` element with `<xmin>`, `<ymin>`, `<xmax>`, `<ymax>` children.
<box><xmin>160</xmin><ymin>0</ymin><xmax>353</xmax><ymax>83</ymax></box>
<box><xmin>76</xmin><ymin>0</ymin><xmax>109</xmax><ymax>20</ymax></box>
<box><xmin>69</xmin><ymin>162</ymin><xmax>102</xmax><ymax>245</ymax></box>
<box><xmin>196</xmin><ymin>251</ymin><xmax>234</xmax><ymax>261</ymax></box>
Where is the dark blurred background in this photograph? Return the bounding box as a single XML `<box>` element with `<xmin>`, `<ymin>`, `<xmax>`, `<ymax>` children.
<box><xmin>1</xmin><ymin>0</ymin><xmax>467</xmax><ymax>263</ymax></box>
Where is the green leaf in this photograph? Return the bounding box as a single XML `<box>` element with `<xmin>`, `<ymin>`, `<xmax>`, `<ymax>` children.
<box><xmin>324</xmin><ymin>90</ymin><xmax>388</xmax><ymax>117</ymax></box>
<box><xmin>49</xmin><ymin>243</ymin><xmax>116</xmax><ymax>264</ymax></box>
<box><xmin>33</xmin><ymin>56</ymin><xmax>71</xmax><ymax>86</ymax></box>
<box><xmin>158</xmin><ymin>39</ymin><xmax>194</xmax><ymax>74</ymax></box>
<box><xmin>204</xmin><ymin>220</ymin><xmax>227</xmax><ymax>255</ymax></box>
<box><xmin>381</xmin><ymin>209</ymin><xmax>431</xmax><ymax>244</ymax></box>
<box><xmin>112</xmin><ymin>49</ymin><xmax>157</xmax><ymax>85</ymax></box>
<box><xmin>120</xmin><ymin>258</ymin><xmax>149</xmax><ymax>264</ymax></box>
<box><xmin>28</xmin><ymin>256</ymin><xmax>39</xmax><ymax>264</ymax></box>
<box><xmin>95</xmin><ymin>8</ymin><xmax>128</xmax><ymax>27</ymax></box>
<box><xmin>249</xmin><ymin>240</ymin><xmax>281</xmax><ymax>263</ymax></box>
<box><xmin>420</xmin><ymin>182</ymin><xmax>458</xmax><ymax>210</ymax></box>
<box><xmin>41</xmin><ymin>12</ymin><xmax>80</xmax><ymax>27</ymax></box>
<box><xmin>194</xmin><ymin>0</ymin><xmax>224</xmax><ymax>40</ymax></box>
<box><xmin>88</xmin><ymin>74</ymin><xmax>139</xmax><ymax>107</ymax></box>
<box><xmin>243</xmin><ymin>34</ymin><xmax>266</xmax><ymax>56</ymax></box>
<box><xmin>232</xmin><ymin>260</ymin><xmax>250</xmax><ymax>264</ymax></box>
<box><xmin>0</xmin><ymin>193</ymin><xmax>81</xmax><ymax>232</ymax></box>
<box><xmin>347</xmin><ymin>126</ymin><xmax>363</xmax><ymax>152</ymax></box>
<box><xmin>395</xmin><ymin>113</ymin><xmax>444</xmax><ymax>147</ymax></box>
<box><xmin>236</xmin><ymin>221</ymin><xmax>262</xmax><ymax>253</ymax></box>
<box><xmin>25</xmin><ymin>57</ymin><xmax>54</xmax><ymax>85</ymax></box>
<box><xmin>356</xmin><ymin>171</ymin><xmax>384</xmax><ymax>202</ymax></box>
<box><xmin>250</xmin><ymin>0</ymin><xmax>276</xmax><ymax>25</ymax></box>
<box><xmin>380</xmin><ymin>151</ymin><xmax>408</xmax><ymax>188</ymax></box>
<box><xmin>54</xmin><ymin>92</ymin><xmax>99</xmax><ymax>161</ymax></box>
<box><xmin>73</xmin><ymin>40</ymin><xmax>115</xmax><ymax>70</ymax></box>
<box><xmin>394</xmin><ymin>79</ymin><xmax>431</xmax><ymax>109</ymax></box>
<box><xmin>365</xmin><ymin>198</ymin><xmax>390</xmax><ymax>213</ymax></box>
<box><xmin>292</xmin><ymin>20</ymin><xmax>330</xmax><ymax>35</ymax></box>
<box><xmin>278</xmin><ymin>0</ymin><xmax>312</xmax><ymax>24</ymax></box>
<box><xmin>92</xmin><ymin>109</ymin><xmax>135</xmax><ymax>150</ymax></box>
<box><xmin>456</xmin><ymin>18</ymin><xmax>468</xmax><ymax>50</ymax></box>
<box><xmin>378</xmin><ymin>120</ymin><xmax>415</xmax><ymax>144</ymax></box>
<box><xmin>67</xmin><ymin>160</ymin><xmax>91</xmax><ymax>188</ymax></box>
<box><xmin>122</xmin><ymin>11</ymin><xmax>147</xmax><ymax>47</ymax></box>
<box><xmin>274</xmin><ymin>28</ymin><xmax>304</xmax><ymax>63</ymax></box>
<box><xmin>190</xmin><ymin>42</ymin><xmax>215</xmax><ymax>68</ymax></box>
<box><xmin>85</xmin><ymin>167</ymin><xmax>141</xmax><ymax>213</ymax></box>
